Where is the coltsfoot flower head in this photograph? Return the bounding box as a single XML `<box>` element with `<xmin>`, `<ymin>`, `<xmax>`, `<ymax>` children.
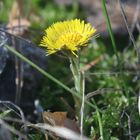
<box><xmin>40</xmin><ymin>19</ymin><xmax>96</xmax><ymax>56</ymax></box>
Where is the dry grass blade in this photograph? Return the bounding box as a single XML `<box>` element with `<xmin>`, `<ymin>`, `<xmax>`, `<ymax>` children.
<box><xmin>29</xmin><ymin>123</ymin><xmax>89</xmax><ymax>140</ymax></box>
<box><xmin>86</xmin><ymin>88</ymin><xmax>122</xmax><ymax>99</ymax></box>
<box><xmin>130</xmin><ymin>0</ymin><xmax>140</xmax><ymax>32</ymax></box>
<box><xmin>0</xmin><ymin>119</ymin><xmax>27</xmax><ymax>139</ymax></box>
<box><xmin>138</xmin><ymin>91</ymin><xmax>140</xmax><ymax>116</ymax></box>
<box><xmin>80</xmin><ymin>55</ymin><xmax>104</xmax><ymax>72</ymax></box>
<box><xmin>118</xmin><ymin>0</ymin><xmax>139</xmax><ymax>61</ymax></box>
<box><xmin>0</xmin><ymin>101</ymin><xmax>27</xmax><ymax>133</ymax></box>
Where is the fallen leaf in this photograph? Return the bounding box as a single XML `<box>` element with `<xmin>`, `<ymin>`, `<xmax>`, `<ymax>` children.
<box><xmin>43</xmin><ymin>112</ymin><xmax>67</xmax><ymax>126</ymax></box>
<box><xmin>43</xmin><ymin>111</ymin><xmax>80</xmax><ymax>134</ymax></box>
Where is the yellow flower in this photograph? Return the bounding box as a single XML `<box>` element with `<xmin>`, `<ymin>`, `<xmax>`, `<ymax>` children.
<box><xmin>40</xmin><ymin>19</ymin><xmax>96</xmax><ymax>56</ymax></box>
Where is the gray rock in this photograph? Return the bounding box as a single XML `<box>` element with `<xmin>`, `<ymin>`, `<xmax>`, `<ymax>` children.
<box><xmin>0</xmin><ymin>30</ymin><xmax>47</xmax><ymax>119</ymax></box>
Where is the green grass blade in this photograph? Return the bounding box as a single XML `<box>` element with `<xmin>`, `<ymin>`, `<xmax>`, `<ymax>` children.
<box><xmin>0</xmin><ymin>109</ymin><xmax>11</xmax><ymax>118</ymax></box>
<box><xmin>5</xmin><ymin>45</ymin><xmax>73</xmax><ymax>95</ymax></box>
<box><xmin>100</xmin><ymin>0</ymin><xmax>119</xmax><ymax>62</ymax></box>
<box><xmin>100</xmin><ymin>0</ymin><xmax>131</xmax><ymax>100</ymax></box>
<box><xmin>92</xmin><ymin>99</ymin><xmax>104</xmax><ymax>140</ymax></box>
<box><xmin>4</xmin><ymin>45</ymin><xmax>97</xmax><ymax>110</ymax></box>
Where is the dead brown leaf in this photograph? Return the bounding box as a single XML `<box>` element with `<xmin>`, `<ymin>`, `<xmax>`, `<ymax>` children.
<box><xmin>43</xmin><ymin>112</ymin><xmax>67</xmax><ymax>126</ymax></box>
<box><xmin>43</xmin><ymin>111</ymin><xmax>80</xmax><ymax>139</ymax></box>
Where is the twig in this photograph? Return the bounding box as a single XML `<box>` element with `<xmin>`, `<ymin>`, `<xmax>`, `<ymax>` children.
<box><xmin>11</xmin><ymin>18</ymin><xmax>24</xmax><ymax>105</ymax></box>
<box><xmin>124</xmin><ymin>112</ymin><xmax>132</xmax><ymax>140</ymax></box>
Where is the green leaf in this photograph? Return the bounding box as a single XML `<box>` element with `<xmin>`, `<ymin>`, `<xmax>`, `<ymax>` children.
<box><xmin>0</xmin><ymin>109</ymin><xmax>12</xmax><ymax>118</ymax></box>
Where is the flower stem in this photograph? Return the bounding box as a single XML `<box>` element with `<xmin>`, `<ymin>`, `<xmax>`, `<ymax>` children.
<box><xmin>80</xmin><ymin>71</ymin><xmax>85</xmax><ymax>139</ymax></box>
<box><xmin>70</xmin><ymin>57</ymin><xmax>81</xmax><ymax>111</ymax></box>
<box><xmin>69</xmin><ymin>57</ymin><xmax>85</xmax><ymax>137</ymax></box>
